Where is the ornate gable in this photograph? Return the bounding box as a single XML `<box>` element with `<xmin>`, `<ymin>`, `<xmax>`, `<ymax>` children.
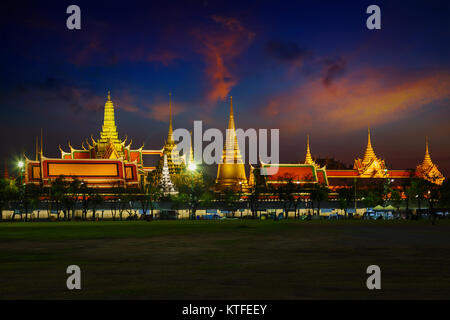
<box><xmin>416</xmin><ymin>138</ymin><xmax>444</xmax><ymax>185</ymax></box>
<box><xmin>353</xmin><ymin>127</ymin><xmax>388</xmax><ymax>178</ymax></box>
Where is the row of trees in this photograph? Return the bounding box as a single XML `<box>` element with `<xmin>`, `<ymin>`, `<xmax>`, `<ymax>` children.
<box><xmin>1</xmin><ymin>166</ymin><xmax>450</xmax><ymax>221</ymax></box>
<box><xmin>0</xmin><ymin>166</ymin><xmax>216</xmax><ymax>221</ymax></box>
<box><xmin>244</xmin><ymin>170</ymin><xmax>450</xmax><ymax>219</ymax></box>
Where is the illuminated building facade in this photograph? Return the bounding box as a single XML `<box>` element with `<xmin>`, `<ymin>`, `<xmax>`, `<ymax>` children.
<box><xmin>24</xmin><ymin>92</ymin><xmax>164</xmax><ymax>188</ymax></box>
<box><xmin>248</xmin><ymin>128</ymin><xmax>444</xmax><ymax>188</ymax></box>
<box><xmin>22</xmin><ymin>91</ymin><xmax>444</xmax><ymax>190</ymax></box>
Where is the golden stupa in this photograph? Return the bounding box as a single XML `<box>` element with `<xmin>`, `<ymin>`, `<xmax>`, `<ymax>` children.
<box><xmin>215</xmin><ymin>96</ymin><xmax>247</xmax><ymax>190</ymax></box>
<box><xmin>304</xmin><ymin>134</ymin><xmax>318</xmax><ymax>168</ymax></box>
<box><xmin>94</xmin><ymin>91</ymin><xmax>125</xmax><ymax>159</ymax></box>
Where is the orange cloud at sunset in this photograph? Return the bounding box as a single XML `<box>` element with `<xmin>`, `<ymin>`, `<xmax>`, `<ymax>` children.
<box><xmin>193</xmin><ymin>16</ymin><xmax>255</xmax><ymax>103</ymax></box>
<box><xmin>145</xmin><ymin>102</ymin><xmax>184</xmax><ymax>122</ymax></box>
<box><xmin>113</xmin><ymin>91</ymin><xmax>185</xmax><ymax>122</ymax></box>
<box><xmin>263</xmin><ymin>68</ymin><xmax>450</xmax><ymax>133</ymax></box>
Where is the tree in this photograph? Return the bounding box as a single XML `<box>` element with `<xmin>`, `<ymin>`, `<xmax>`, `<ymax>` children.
<box><xmin>0</xmin><ymin>178</ymin><xmax>19</xmax><ymax>221</ymax></box>
<box><xmin>48</xmin><ymin>176</ymin><xmax>67</xmax><ymax>220</ymax></box>
<box><xmin>139</xmin><ymin>171</ymin><xmax>161</xmax><ymax>219</ymax></box>
<box><xmin>401</xmin><ymin>177</ymin><xmax>414</xmax><ymax>218</ymax></box>
<box><xmin>337</xmin><ymin>186</ymin><xmax>354</xmax><ymax>217</ymax></box>
<box><xmin>247</xmin><ymin>167</ymin><xmax>267</xmax><ymax>219</ymax></box>
<box><xmin>80</xmin><ymin>182</ymin><xmax>91</xmax><ymax>220</ymax></box>
<box><xmin>309</xmin><ymin>183</ymin><xmax>329</xmax><ymax>216</ymax></box>
<box><xmin>222</xmin><ymin>188</ymin><xmax>241</xmax><ymax>218</ymax></box>
<box><xmin>24</xmin><ymin>183</ymin><xmax>42</xmax><ymax>221</ymax></box>
<box><xmin>390</xmin><ymin>189</ymin><xmax>403</xmax><ymax>213</ymax></box>
<box><xmin>422</xmin><ymin>177</ymin><xmax>441</xmax><ymax>225</ymax></box>
<box><xmin>61</xmin><ymin>178</ymin><xmax>81</xmax><ymax>221</ymax></box>
<box><xmin>439</xmin><ymin>179</ymin><xmax>450</xmax><ymax>208</ymax></box>
<box><xmin>173</xmin><ymin>166</ymin><xmax>213</xmax><ymax>219</ymax></box>
<box><xmin>360</xmin><ymin>179</ymin><xmax>384</xmax><ymax>210</ymax></box>
<box><xmin>275</xmin><ymin>175</ymin><xmax>296</xmax><ymax>219</ymax></box>
<box><xmin>410</xmin><ymin>178</ymin><xmax>427</xmax><ymax>215</ymax></box>
<box><xmin>89</xmin><ymin>189</ymin><xmax>104</xmax><ymax>221</ymax></box>
<box><xmin>110</xmin><ymin>183</ymin><xmax>126</xmax><ymax>220</ymax></box>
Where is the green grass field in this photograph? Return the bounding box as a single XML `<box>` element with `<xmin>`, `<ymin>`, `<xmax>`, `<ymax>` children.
<box><xmin>1</xmin><ymin>219</ymin><xmax>450</xmax><ymax>299</ymax></box>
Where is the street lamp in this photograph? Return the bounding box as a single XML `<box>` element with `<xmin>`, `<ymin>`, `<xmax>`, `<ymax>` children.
<box><xmin>17</xmin><ymin>160</ymin><xmax>24</xmax><ymax>185</ymax></box>
<box><xmin>188</xmin><ymin>162</ymin><xmax>197</xmax><ymax>219</ymax></box>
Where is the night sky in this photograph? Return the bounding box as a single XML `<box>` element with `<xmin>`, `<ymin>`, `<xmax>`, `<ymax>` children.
<box><xmin>1</xmin><ymin>0</ymin><xmax>449</xmax><ymax>176</ymax></box>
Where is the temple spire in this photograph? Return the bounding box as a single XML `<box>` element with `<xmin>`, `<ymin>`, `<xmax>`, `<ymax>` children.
<box><xmin>187</xmin><ymin>131</ymin><xmax>194</xmax><ymax>165</ymax></box>
<box><xmin>422</xmin><ymin>136</ymin><xmax>433</xmax><ymax>167</ymax></box>
<box><xmin>216</xmin><ymin>96</ymin><xmax>247</xmax><ymax>189</ymax></box>
<box><xmin>304</xmin><ymin>134</ymin><xmax>314</xmax><ymax>165</ymax></box>
<box><xmin>100</xmin><ymin>91</ymin><xmax>119</xmax><ymax>142</ymax></box>
<box><xmin>40</xmin><ymin>128</ymin><xmax>43</xmax><ymax>157</ymax></box>
<box><xmin>35</xmin><ymin>136</ymin><xmax>39</xmax><ymax>161</ymax></box>
<box><xmin>230</xmin><ymin>96</ymin><xmax>234</xmax><ymax>117</ymax></box>
<box><xmin>3</xmin><ymin>160</ymin><xmax>8</xmax><ymax>179</ymax></box>
<box><xmin>416</xmin><ymin>136</ymin><xmax>445</xmax><ymax>185</ymax></box>
<box><xmin>362</xmin><ymin>126</ymin><xmax>377</xmax><ymax>165</ymax></box>
<box><xmin>167</xmin><ymin>92</ymin><xmax>174</xmax><ymax>144</ymax></box>
<box><xmin>224</xmin><ymin>96</ymin><xmax>241</xmax><ymax>162</ymax></box>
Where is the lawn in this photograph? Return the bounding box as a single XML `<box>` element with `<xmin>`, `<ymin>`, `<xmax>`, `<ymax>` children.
<box><xmin>1</xmin><ymin>219</ymin><xmax>450</xmax><ymax>299</ymax></box>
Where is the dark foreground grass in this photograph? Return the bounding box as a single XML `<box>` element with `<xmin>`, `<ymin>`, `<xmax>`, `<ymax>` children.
<box><xmin>1</xmin><ymin>219</ymin><xmax>450</xmax><ymax>299</ymax></box>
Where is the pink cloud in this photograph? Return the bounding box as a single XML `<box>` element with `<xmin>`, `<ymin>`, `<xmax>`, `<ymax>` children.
<box><xmin>192</xmin><ymin>16</ymin><xmax>255</xmax><ymax>103</ymax></box>
<box><xmin>263</xmin><ymin>68</ymin><xmax>450</xmax><ymax>133</ymax></box>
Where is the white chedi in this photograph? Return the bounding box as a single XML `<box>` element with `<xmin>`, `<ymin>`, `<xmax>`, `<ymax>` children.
<box><xmin>159</xmin><ymin>154</ymin><xmax>178</xmax><ymax>195</ymax></box>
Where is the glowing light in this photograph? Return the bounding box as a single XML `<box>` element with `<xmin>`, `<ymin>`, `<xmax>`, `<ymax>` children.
<box><xmin>17</xmin><ymin>161</ymin><xmax>24</xmax><ymax>169</ymax></box>
<box><xmin>188</xmin><ymin>163</ymin><xmax>197</xmax><ymax>171</ymax></box>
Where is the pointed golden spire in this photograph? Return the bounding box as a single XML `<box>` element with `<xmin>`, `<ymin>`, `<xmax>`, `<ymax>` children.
<box><xmin>224</xmin><ymin>96</ymin><xmax>241</xmax><ymax>161</ymax></box>
<box><xmin>216</xmin><ymin>96</ymin><xmax>247</xmax><ymax>188</ymax></box>
<box><xmin>230</xmin><ymin>96</ymin><xmax>234</xmax><ymax>117</ymax></box>
<box><xmin>304</xmin><ymin>134</ymin><xmax>315</xmax><ymax>165</ymax></box>
<box><xmin>185</xmin><ymin>131</ymin><xmax>195</xmax><ymax>165</ymax></box>
<box><xmin>416</xmin><ymin>136</ymin><xmax>445</xmax><ymax>185</ymax></box>
<box><xmin>362</xmin><ymin>126</ymin><xmax>377</xmax><ymax>165</ymax></box>
<box><xmin>189</xmin><ymin>131</ymin><xmax>194</xmax><ymax>164</ymax></box>
<box><xmin>227</xmin><ymin>95</ymin><xmax>236</xmax><ymax>132</ymax></box>
<box><xmin>35</xmin><ymin>136</ymin><xmax>39</xmax><ymax>161</ymax></box>
<box><xmin>40</xmin><ymin>128</ymin><xmax>43</xmax><ymax>157</ymax></box>
<box><xmin>3</xmin><ymin>159</ymin><xmax>8</xmax><ymax>179</ymax></box>
<box><xmin>422</xmin><ymin>136</ymin><xmax>433</xmax><ymax>167</ymax></box>
<box><xmin>100</xmin><ymin>91</ymin><xmax>119</xmax><ymax>143</ymax></box>
<box><xmin>167</xmin><ymin>92</ymin><xmax>174</xmax><ymax>144</ymax></box>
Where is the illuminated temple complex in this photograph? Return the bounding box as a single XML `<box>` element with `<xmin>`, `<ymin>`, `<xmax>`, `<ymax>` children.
<box><xmin>23</xmin><ymin>91</ymin><xmax>444</xmax><ymax>190</ymax></box>
<box><xmin>24</xmin><ymin>92</ymin><xmax>178</xmax><ymax>188</ymax></box>
<box><xmin>248</xmin><ymin>128</ymin><xmax>444</xmax><ymax>188</ymax></box>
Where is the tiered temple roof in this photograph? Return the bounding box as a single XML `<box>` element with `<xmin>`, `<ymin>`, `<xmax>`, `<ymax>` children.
<box><xmin>416</xmin><ymin>137</ymin><xmax>445</xmax><ymax>185</ymax></box>
<box><xmin>24</xmin><ymin>92</ymin><xmax>146</xmax><ymax>188</ymax></box>
<box><xmin>260</xmin><ymin>163</ymin><xmax>328</xmax><ymax>186</ymax></box>
<box><xmin>353</xmin><ymin>127</ymin><xmax>387</xmax><ymax>177</ymax></box>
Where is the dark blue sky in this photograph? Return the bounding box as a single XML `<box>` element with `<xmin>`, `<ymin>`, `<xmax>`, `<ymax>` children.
<box><xmin>1</xmin><ymin>0</ymin><xmax>449</xmax><ymax>175</ymax></box>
